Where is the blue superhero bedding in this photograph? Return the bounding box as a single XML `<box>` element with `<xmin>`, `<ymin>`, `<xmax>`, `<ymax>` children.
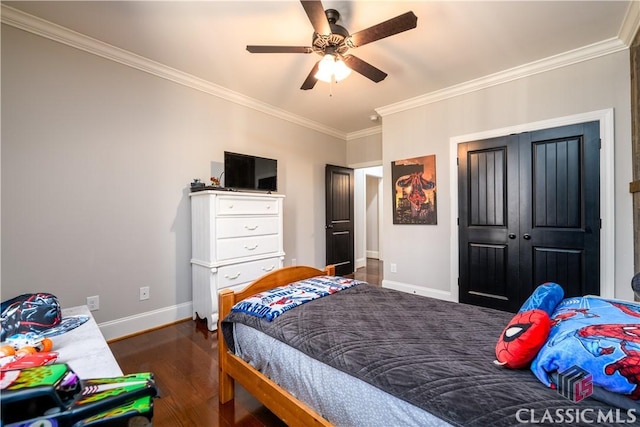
<box><xmin>531</xmin><ymin>296</ymin><xmax>640</xmax><ymax>403</ymax></box>
<box><xmin>230</xmin><ymin>275</ymin><xmax>364</xmax><ymax>321</ymax></box>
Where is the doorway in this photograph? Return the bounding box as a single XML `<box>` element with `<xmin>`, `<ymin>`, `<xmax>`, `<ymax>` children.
<box><xmin>458</xmin><ymin>122</ymin><xmax>601</xmax><ymax>312</ymax></box>
<box><xmin>354</xmin><ymin>166</ymin><xmax>383</xmax><ymax>271</ymax></box>
<box><xmin>365</xmin><ymin>173</ymin><xmax>383</xmax><ymax>260</ymax></box>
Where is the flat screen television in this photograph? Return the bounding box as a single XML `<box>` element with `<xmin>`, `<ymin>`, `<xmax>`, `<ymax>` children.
<box><xmin>224</xmin><ymin>151</ymin><xmax>277</xmax><ymax>192</ymax></box>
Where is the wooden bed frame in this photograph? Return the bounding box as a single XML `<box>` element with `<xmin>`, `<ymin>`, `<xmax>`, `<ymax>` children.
<box><xmin>218</xmin><ymin>265</ymin><xmax>335</xmax><ymax>427</ymax></box>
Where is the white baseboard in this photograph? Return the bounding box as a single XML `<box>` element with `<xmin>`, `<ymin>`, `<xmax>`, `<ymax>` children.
<box><xmin>366</xmin><ymin>250</ymin><xmax>379</xmax><ymax>259</ymax></box>
<box><xmin>99</xmin><ymin>302</ymin><xmax>193</xmax><ymax>341</ymax></box>
<box><xmin>382</xmin><ymin>280</ymin><xmax>458</xmax><ymax>302</ymax></box>
<box><xmin>355</xmin><ymin>257</ymin><xmax>367</xmax><ymax>269</ymax></box>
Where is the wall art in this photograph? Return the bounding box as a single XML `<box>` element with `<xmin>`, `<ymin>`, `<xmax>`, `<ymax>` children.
<box><xmin>392</xmin><ymin>155</ymin><xmax>437</xmax><ymax>225</ymax></box>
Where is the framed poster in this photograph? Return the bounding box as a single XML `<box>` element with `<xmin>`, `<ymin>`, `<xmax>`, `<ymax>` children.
<box><xmin>392</xmin><ymin>155</ymin><xmax>437</xmax><ymax>225</ymax></box>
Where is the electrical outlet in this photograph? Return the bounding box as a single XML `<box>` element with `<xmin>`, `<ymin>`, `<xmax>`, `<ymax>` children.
<box><xmin>291</xmin><ymin>258</ymin><xmax>297</xmax><ymax>266</ymax></box>
<box><xmin>139</xmin><ymin>286</ymin><xmax>150</xmax><ymax>301</ymax></box>
<box><xmin>390</xmin><ymin>263</ymin><xmax>397</xmax><ymax>273</ymax></box>
<box><xmin>87</xmin><ymin>295</ymin><xmax>99</xmax><ymax>311</ymax></box>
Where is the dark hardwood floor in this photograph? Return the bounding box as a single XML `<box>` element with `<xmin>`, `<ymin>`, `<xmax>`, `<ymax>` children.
<box><xmin>353</xmin><ymin>258</ymin><xmax>382</xmax><ymax>285</ymax></box>
<box><xmin>109</xmin><ymin>259</ymin><xmax>382</xmax><ymax>426</ymax></box>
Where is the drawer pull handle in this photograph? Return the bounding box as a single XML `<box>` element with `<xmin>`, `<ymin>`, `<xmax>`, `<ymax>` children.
<box><xmin>262</xmin><ymin>265</ymin><xmax>275</xmax><ymax>272</ymax></box>
<box><xmin>244</xmin><ymin>244</ymin><xmax>259</xmax><ymax>250</ymax></box>
<box><xmin>224</xmin><ymin>273</ymin><xmax>241</xmax><ymax>280</ymax></box>
<box><xmin>267</xmin><ymin>205</ymin><xmax>271</xmax><ymax>209</ymax></box>
<box><xmin>228</xmin><ymin>204</ymin><xmax>234</xmax><ymax>209</ymax></box>
<box><xmin>245</xmin><ymin>225</ymin><xmax>258</xmax><ymax>231</ymax></box>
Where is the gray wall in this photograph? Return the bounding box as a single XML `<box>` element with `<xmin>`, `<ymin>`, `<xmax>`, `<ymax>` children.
<box><xmin>347</xmin><ymin>131</ymin><xmax>382</xmax><ymax>167</ymax></box>
<box><xmin>381</xmin><ymin>50</ymin><xmax>634</xmax><ymax>302</ymax></box>
<box><xmin>1</xmin><ymin>25</ymin><xmax>346</xmax><ymax>326</ymax></box>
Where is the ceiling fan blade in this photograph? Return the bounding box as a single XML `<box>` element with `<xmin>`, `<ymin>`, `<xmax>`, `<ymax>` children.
<box><xmin>300</xmin><ymin>61</ymin><xmax>320</xmax><ymax>90</ymax></box>
<box><xmin>300</xmin><ymin>1</ymin><xmax>331</xmax><ymax>35</ymax></box>
<box><xmin>247</xmin><ymin>46</ymin><xmax>313</xmax><ymax>54</ymax></box>
<box><xmin>343</xmin><ymin>55</ymin><xmax>387</xmax><ymax>83</ymax></box>
<box><xmin>346</xmin><ymin>11</ymin><xmax>418</xmax><ymax>48</ymax></box>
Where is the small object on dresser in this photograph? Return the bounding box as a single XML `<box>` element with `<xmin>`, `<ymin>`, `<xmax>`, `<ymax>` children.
<box><xmin>190</xmin><ymin>179</ymin><xmax>205</xmax><ymax>190</ymax></box>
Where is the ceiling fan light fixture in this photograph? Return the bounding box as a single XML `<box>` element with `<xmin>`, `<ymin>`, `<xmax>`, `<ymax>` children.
<box><xmin>314</xmin><ymin>53</ymin><xmax>351</xmax><ymax>83</ymax></box>
<box><xmin>315</xmin><ymin>54</ymin><xmax>336</xmax><ymax>83</ymax></box>
<box><xmin>333</xmin><ymin>58</ymin><xmax>351</xmax><ymax>82</ymax></box>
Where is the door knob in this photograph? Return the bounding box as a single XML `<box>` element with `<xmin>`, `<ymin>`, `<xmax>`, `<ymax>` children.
<box><xmin>523</xmin><ymin>233</ymin><xmax>532</xmax><ymax>240</ymax></box>
<box><xmin>508</xmin><ymin>233</ymin><xmax>516</xmax><ymax>239</ymax></box>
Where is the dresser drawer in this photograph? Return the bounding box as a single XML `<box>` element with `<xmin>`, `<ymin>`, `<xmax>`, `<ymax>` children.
<box><xmin>216</xmin><ymin>257</ymin><xmax>281</xmax><ymax>290</ymax></box>
<box><xmin>216</xmin><ymin>196</ymin><xmax>279</xmax><ymax>216</ymax></box>
<box><xmin>216</xmin><ymin>216</ymin><xmax>279</xmax><ymax>239</ymax></box>
<box><xmin>216</xmin><ymin>234</ymin><xmax>280</xmax><ymax>261</ymax></box>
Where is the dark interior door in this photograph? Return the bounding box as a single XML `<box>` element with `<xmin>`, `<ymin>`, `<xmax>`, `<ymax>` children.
<box><xmin>326</xmin><ymin>165</ymin><xmax>355</xmax><ymax>276</ymax></box>
<box><xmin>458</xmin><ymin>122</ymin><xmax>600</xmax><ymax>312</ymax></box>
<box><xmin>458</xmin><ymin>135</ymin><xmax>521</xmax><ymax>311</ymax></box>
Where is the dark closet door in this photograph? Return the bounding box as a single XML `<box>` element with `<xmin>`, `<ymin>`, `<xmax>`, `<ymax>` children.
<box><xmin>325</xmin><ymin>165</ymin><xmax>355</xmax><ymax>276</ymax></box>
<box><xmin>520</xmin><ymin>123</ymin><xmax>601</xmax><ymax>298</ymax></box>
<box><xmin>458</xmin><ymin>135</ymin><xmax>521</xmax><ymax>311</ymax></box>
<box><xmin>458</xmin><ymin>122</ymin><xmax>600</xmax><ymax>312</ymax></box>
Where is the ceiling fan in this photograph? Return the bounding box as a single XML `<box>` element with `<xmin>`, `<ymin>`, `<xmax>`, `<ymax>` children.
<box><xmin>246</xmin><ymin>1</ymin><xmax>418</xmax><ymax>90</ymax></box>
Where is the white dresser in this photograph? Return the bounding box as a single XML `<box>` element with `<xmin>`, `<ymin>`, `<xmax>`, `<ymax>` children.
<box><xmin>190</xmin><ymin>190</ymin><xmax>285</xmax><ymax>330</ymax></box>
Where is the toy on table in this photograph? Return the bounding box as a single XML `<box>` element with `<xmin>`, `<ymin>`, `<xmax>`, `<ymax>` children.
<box><xmin>0</xmin><ymin>351</ymin><xmax>58</xmax><ymax>371</ymax></box>
<box><xmin>1</xmin><ymin>363</ymin><xmax>158</xmax><ymax>427</ymax></box>
<box><xmin>0</xmin><ymin>332</ymin><xmax>56</xmax><ymax>371</ymax></box>
<box><xmin>4</xmin><ymin>331</ymin><xmax>54</xmax><ymax>353</ymax></box>
<box><xmin>1</xmin><ymin>292</ymin><xmax>61</xmax><ymax>341</ymax></box>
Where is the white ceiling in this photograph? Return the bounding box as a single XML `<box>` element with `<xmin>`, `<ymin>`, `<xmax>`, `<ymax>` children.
<box><xmin>2</xmin><ymin>1</ymin><xmax>637</xmax><ymax>137</ymax></box>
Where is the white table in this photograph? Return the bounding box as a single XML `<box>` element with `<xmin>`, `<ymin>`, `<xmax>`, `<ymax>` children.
<box><xmin>53</xmin><ymin>305</ymin><xmax>123</xmax><ymax>378</ymax></box>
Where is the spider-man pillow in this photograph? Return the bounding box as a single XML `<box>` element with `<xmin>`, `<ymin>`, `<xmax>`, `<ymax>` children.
<box><xmin>495</xmin><ymin>309</ymin><xmax>551</xmax><ymax>369</ymax></box>
<box><xmin>494</xmin><ymin>283</ymin><xmax>564</xmax><ymax>369</ymax></box>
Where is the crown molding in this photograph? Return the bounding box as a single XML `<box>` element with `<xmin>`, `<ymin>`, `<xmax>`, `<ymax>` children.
<box><xmin>346</xmin><ymin>125</ymin><xmax>382</xmax><ymax>141</ymax></box>
<box><xmin>0</xmin><ymin>4</ymin><xmax>347</xmax><ymax>140</ymax></box>
<box><xmin>376</xmin><ymin>37</ymin><xmax>627</xmax><ymax>118</ymax></box>
<box><xmin>619</xmin><ymin>0</ymin><xmax>640</xmax><ymax>46</ymax></box>
<box><xmin>3</xmin><ymin>3</ymin><xmax>634</xmax><ymax>139</ymax></box>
